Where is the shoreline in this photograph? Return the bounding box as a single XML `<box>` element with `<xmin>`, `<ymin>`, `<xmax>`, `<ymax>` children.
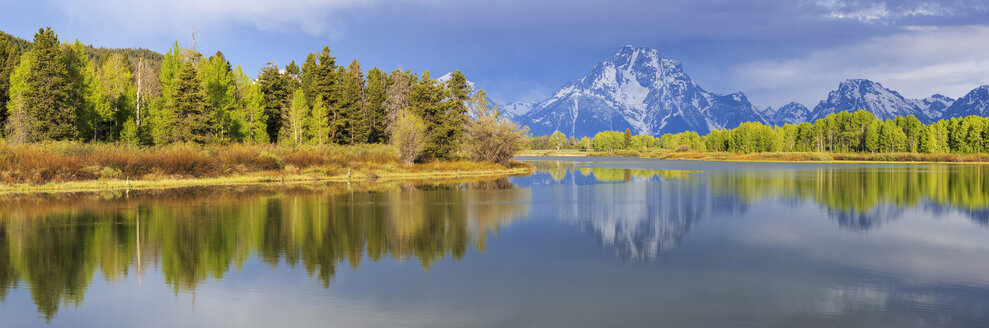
<box><xmin>0</xmin><ymin>166</ymin><xmax>535</xmax><ymax>195</ymax></box>
<box><xmin>516</xmin><ymin>150</ymin><xmax>989</xmax><ymax>165</ymax></box>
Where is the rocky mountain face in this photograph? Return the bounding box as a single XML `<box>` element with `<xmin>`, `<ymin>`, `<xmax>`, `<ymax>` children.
<box><xmin>515</xmin><ymin>46</ymin><xmax>766</xmax><ymax>137</ymax></box>
<box><xmin>450</xmin><ymin>48</ymin><xmax>989</xmax><ymax>135</ymax></box>
<box><xmin>944</xmin><ymin>86</ymin><xmax>989</xmax><ymax>118</ymax></box>
<box><xmin>808</xmin><ymin>79</ymin><xmax>931</xmax><ymax>123</ymax></box>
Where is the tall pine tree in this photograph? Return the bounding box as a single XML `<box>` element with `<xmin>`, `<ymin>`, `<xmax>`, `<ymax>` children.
<box><xmin>174</xmin><ymin>61</ymin><xmax>214</xmax><ymax>143</ymax></box>
<box><xmin>365</xmin><ymin>67</ymin><xmax>387</xmax><ymax>143</ymax></box>
<box><xmin>24</xmin><ymin>27</ymin><xmax>76</xmax><ymax>140</ymax></box>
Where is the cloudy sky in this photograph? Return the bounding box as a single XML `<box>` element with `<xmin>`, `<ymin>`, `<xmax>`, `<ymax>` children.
<box><xmin>2</xmin><ymin>0</ymin><xmax>988</xmax><ymax>108</ymax></box>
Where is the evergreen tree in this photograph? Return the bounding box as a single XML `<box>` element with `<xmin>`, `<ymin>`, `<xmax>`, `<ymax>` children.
<box><xmin>173</xmin><ymin>61</ymin><xmax>214</xmax><ymax>143</ymax></box>
<box><xmin>365</xmin><ymin>67</ymin><xmax>388</xmax><ymax>143</ymax></box>
<box><xmin>345</xmin><ymin>59</ymin><xmax>367</xmax><ymax>144</ymax></box>
<box><xmin>443</xmin><ymin>71</ymin><xmax>471</xmax><ymax>152</ymax></box>
<box><xmin>410</xmin><ymin>71</ymin><xmax>452</xmax><ymax>159</ymax></box>
<box><xmin>23</xmin><ymin>27</ymin><xmax>76</xmax><ymax>140</ymax></box>
<box><xmin>257</xmin><ymin>62</ymin><xmax>289</xmax><ymax>143</ymax></box>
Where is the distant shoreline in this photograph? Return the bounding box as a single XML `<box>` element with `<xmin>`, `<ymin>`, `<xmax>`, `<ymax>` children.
<box><xmin>517</xmin><ymin>150</ymin><xmax>989</xmax><ymax>165</ymax></box>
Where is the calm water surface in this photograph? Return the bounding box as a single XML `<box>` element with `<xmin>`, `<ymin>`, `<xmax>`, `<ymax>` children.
<box><xmin>2</xmin><ymin>156</ymin><xmax>989</xmax><ymax>327</ymax></box>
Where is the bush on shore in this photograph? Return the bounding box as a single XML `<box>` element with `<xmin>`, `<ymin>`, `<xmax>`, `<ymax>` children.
<box><xmin>0</xmin><ymin>141</ymin><xmax>517</xmax><ymax>185</ymax></box>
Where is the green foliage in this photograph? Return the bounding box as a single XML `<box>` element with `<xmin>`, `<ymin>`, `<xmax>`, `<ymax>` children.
<box><xmin>285</xmin><ymin>89</ymin><xmax>308</xmax><ymax>144</ymax></box>
<box><xmin>23</xmin><ymin>27</ymin><xmax>76</xmax><ymax>141</ymax></box>
<box><xmin>463</xmin><ymin>90</ymin><xmax>527</xmax><ymax>165</ymax></box>
<box><xmin>391</xmin><ymin>108</ymin><xmax>427</xmax><ymax>164</ymax></box>
<box><xmin>173</xmin><ymin>61</ymin><xmax>215</xmax><ymax>143</ymax></box>
<box><xmin>549</xmin><ymin>130</ymin><xmax>567</xmax><ymax>150</ymax></box>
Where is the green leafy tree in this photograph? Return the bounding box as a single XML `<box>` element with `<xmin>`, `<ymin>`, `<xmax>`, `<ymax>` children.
<box><xmin>285</xmin><ymin>89</ymin><xmax>308</xmax><ymax>144</ymax></box>
<box><xmin>152</xmin><ymin>42</ymin><xmax>185</xmax><ymax>144</ymax></box>
<box><xmin>199</xmin><ymin>51</ymin><xmax>236</xmax><ymax>141</ymax></box>
<box><xmin>391</xmin><ymin>108</ymin><xmax>427</xmax><ymax>164</ymax></box>
<box><xmin>549</xmin><ymin>130</ymin><xmax>567</xmax><ymax>150</ymax></box>
<box><xmin>307</xmin><ymin>95</ymin><xmax>329</xmax><ymax>144</ymax></box>
<box><xmin>4</xmin><ymin>52</ymin><xmax>32</xmax><ymax>142</ymax></box>
<box><xmin>94</xmin><ymin>53</ymin><xmax>134</xmax><ymax>141</ymax></box>
<box><xmin>0</xmin><ymin>34</ymin><xmax>23</xmax><ymax>129</ymax></box>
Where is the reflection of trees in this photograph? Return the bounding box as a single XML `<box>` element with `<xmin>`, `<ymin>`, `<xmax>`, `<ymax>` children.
<box><xmin>711</xmin><ymin>166</ymin><xmax>989</xmax><ymax>229</ymax></box>
<box><xmin>0</xmin><ymin>179</ymin><xmax>529</xmax><ymax>319</ymax></box>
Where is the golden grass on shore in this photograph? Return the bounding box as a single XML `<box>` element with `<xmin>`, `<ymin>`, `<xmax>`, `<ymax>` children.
<box><xmin>519</xmin><ymin>149</ymin><xmax>989</xmax><ymax>164</ymax></box>
<box><xmin>0</xmin><ymin>142</ymin><xmax>535</xmax><ymax>193</ymax></box>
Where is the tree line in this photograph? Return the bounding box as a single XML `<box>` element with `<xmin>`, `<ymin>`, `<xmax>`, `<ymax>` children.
<box><xmin>0</xmin><ymin>27</ymin><xmax>525</xmax><ymax>164</ymax></box>
<box><xmin>535</xmin><ymin>110</ymin><xmax>989</xmax><ymax>154</ymax></box>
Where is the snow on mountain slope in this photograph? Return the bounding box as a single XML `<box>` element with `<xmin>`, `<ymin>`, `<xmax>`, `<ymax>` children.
<box><xmin>517</xmin><ymin>45</ymin><xmax>766</xmax><ymax>137</ymax></box>
<box><xmin>944</xmin><ymin>86</ymin><xmax>989</xmax><ymax>118</ymax></box>
<box><xmin>810</xmin><ymin>79</ymin><xmax>931</xmax><ymax>123</ymax></box>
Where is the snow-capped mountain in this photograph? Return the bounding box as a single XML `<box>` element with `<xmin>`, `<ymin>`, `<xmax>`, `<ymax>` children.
<box><xmin>912</xmin><ymin>94</ymin><xmax>955</xmax><ymax>121</ymax></box>
<box><xmin>517</xmin><ymin>45</ymin><xmax>766</xmax><ymax>137</ymax></box>
<box><xmin>765</xmin><ymin>102</ymin><xmax>811</xmax><ymax>125</ymax></box>
<box><xmin>498</xmin><ymin>101</ymin><xmax>535</xmax><ymax>119</ymax></box>
<box><xmin>810</xmin><ymin>79</ymin><xmax>931</xmax><ymax>123</ymax></box>
<box><xmin>944</xmin><ymin>86</ymin><xmax>989</xmax><ymax>118</ymax></box>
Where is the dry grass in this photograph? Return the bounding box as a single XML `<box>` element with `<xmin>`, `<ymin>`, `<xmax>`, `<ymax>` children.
<box><xmin>0</xmin><ymin>142</ymin><xmax>530</xmax><ymax>186</ymax></box>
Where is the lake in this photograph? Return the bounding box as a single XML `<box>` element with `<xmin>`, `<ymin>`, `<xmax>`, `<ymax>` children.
<box><xmin>2</xmin><ymin>156</ymin><xmax>989</xmax><ymax>327</ymax></box>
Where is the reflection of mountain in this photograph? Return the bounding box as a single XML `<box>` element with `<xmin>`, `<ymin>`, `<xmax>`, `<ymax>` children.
<box><xmin>522</xmin><ymin>163</ymin><xmax>734</xmax><ymax>261</ymax></box>
<box><xmin>0</xmin><ymin>180</ymin><xmax>530</xmax><ymax>320</ymax></box>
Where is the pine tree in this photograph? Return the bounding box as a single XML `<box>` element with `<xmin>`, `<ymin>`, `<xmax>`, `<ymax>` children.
<box><xmin>365</xmin><ymin>67</ymin><xmax>388</xmax><ymax>143</ymax></box>
<box><xmin>345</xmin><ymin>59</ymin><xmax>367</xmax><ymax>144</ymax></box>
<box><xmin>24</xmin><ymin>27</ymin><xmax>76</xmax><ymax>140</ymax></box>
<box><xmin>173</xmin><ymin>61</ymin><xmax>214</xmax><ymax>143</ymax></box>
<box><xmin>410</xmin><ymin>71</ymin><xmax>450</xmax><ymax>159</ymax></box>
<box><xmin>257</xmin><ymin>62</ymin><xmax>289</xmax><ymax>143</ymax></box>
<box><xmin>442</xmin><ymin>70</ymin><xmax>470</xmax><ymax>153</ymax></box>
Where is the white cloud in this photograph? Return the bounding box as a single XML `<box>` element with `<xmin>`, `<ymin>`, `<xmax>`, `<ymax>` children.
<box><xmin>813</xmin><ymin>0</ymin><xmax>973</xmax><ymax>24</ymax></box>
<box><xmin>53</xmin><ymin>0</ymin><xmax>392</xmax><ymax>39</ymax></box>
<box><xmin>731</xmin><ymin>25</ymin><xmax>989</xmax><ymax>107</ymax></box>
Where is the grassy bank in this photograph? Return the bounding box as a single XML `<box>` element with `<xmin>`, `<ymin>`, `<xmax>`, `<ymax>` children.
<box><xmin>519</xmin><ymin>149</ymin><xmax>989</xmax><ymax>164</ymax></box>
<box><xmin>0</xmin><ymin>142</ymin><xmax>534</xmax><ymax>194</ymax></box>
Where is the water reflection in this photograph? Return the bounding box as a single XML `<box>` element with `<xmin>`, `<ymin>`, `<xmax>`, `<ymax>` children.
<box><xmin>0</xmin><ymin>180</ymin><xmax>529</xmax><ymax>320</ymax></box>
<box><xmin>517</xmin><ymin>160</ymin><xmax>989</xmax><ymax>260</ymax></box>
<box><xmin>3</xmin><ymin>159</ymin><xmax>989</xmax><ymax>325</ymax></box>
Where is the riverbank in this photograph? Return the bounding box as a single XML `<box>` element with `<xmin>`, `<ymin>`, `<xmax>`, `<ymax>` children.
<box><xmin>0</xmin><ymin>142</ymin><xmax>535</xmax><ymax>194</ymax></box>
<box><xmin>518</xmin><ymin>149</ymin><xmax>989</xmax><ymax>164</ymax></box>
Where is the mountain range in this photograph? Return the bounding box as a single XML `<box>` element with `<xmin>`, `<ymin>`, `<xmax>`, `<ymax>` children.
<box><xmin>489</xmin><ymin>45</ymin><xmax>989</xmax><ymax>137</ymax></box>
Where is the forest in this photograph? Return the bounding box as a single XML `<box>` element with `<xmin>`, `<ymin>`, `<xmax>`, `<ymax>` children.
<box><xmin>0</xmin><ymin>27</ymin><xmax>525</xmax><ymax>169</ymax></box>
<box><xmin>533</xmin><ymin>110</ymin><xmax>989</xmax><ymax>157</ymax></box>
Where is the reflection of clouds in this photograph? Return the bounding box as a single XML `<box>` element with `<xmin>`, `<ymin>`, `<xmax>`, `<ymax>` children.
<box><xmin>815</xmin><ymin>282</ymin><xmax>989</xmax><ymax>325</ymax></box>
